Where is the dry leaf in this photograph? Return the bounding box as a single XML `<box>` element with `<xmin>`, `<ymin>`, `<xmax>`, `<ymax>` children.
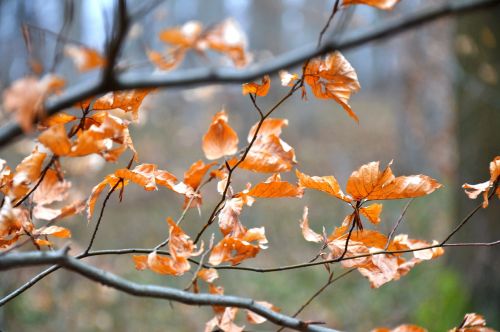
<box><xmin>342</xmin><ymin>0</ymin><xmax>400</xmax><ymax>10</ymax></box>
<box><xmin>463</xmin><ymin>156</ymin><xmax>500</xmax><ymax>208</ymax></box>
<box><xmin>202</xmin><ymin>110</ymin><xmax>239</xmax><ymax>160</ymax></box>
<box><xmin>64</xmin><ymin>45</ymin><xmax>106</xmax><ymax>72</ymax></box>
<box><xmin>247</xmin><ymin>174</ymin><xmax>303</xmax><ymax>198</ymax></box>
<box><xmin>304</xmin><ymin>52</ymin><xmax>360</xmax><ymax>121</ymax></box>
<box><xmin>242</xmin><ymin>75</ymin><xmax>270</xmax><ymax>97</ymax></box>
<box><xmin>3</xmin><ymin>75</ymin><xmax>65</xmax><ymax>132</ymax></box>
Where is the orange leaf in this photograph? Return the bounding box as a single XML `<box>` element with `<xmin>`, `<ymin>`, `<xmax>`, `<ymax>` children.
<box><xmin>304</xmin><ymin>52</ymin><xmax>360</xmax><ymax>122</ymax></box>
<box><xmin>296</xmin><ymin>169</ymin><xmax>350</xmax><ymax>202</ymax></box>
<box><xmin>132</xmin><ymin>255</ymin><xmax>148</xmax><ymax>270</ymax></box>
<box><xmin>247</xmin><ymin>118</ymin><xmax>289</xmax><ymax>142</ymax></box>
<box><xmin>247</xmin><ymin>174</ymin><xmax>303</xmax><ymax>198</ymax></box>
<box><xmin>39</xmin><ymin>113</ymin><xmax>77</xmax><ymax>129</ymax></box>
<box><xmin>36</xmin><ymin>225</ymin><xmax>71</xmax><ymax>238</ymax></box>
<box><xmin>209</xmin><ymin>227</ymin><xmax>267</xmax><ymax>266</ymax></box>
<box><xmin>10</xmin><ymin>147</ymin><xmax>47</xmax><ymax>201</ymax></box>
<box><xmin>2</xmin><ymin>75</ymin><xmax>65</xmax><ymax>132</ymax></box>
<box><xmin>86</xmin><ymin>175</ymin><xmax>124</xmax><ymax>220</ymax></box>
<box><xmin>450</xmin><ymin>313</ymin><xmax>496</xmax><ymax>332</ymax></box>
<box><xmin>34</xmin><ymin>200</ymin><xmax>85</xmax><ymax>221</ymax></box>
<box><xmin>237</xmin><ymin>136</ymin><xmax>295</xmax><ymax>173</ymax></box>
<box><xmin>202</xmin><ymin>110</ymin><xmax>239</xmax><ymax>160</ymax></box>
<box><xmin>82</xmin><ymin>89</ymin><xmax>152</xmax><ymax>121</ymax></box>
<box><xmin>33</xmin><ymin>169</ymin><xmax>70</xmax><ymax>206</ymax></box>
<box><xmin>115</xmin><ymin>164</ymin><xmax>158</xmax><ymax>191</ymax></box>
<box><xmin>342</xmin><ymin>0</ymin><xmax>400</xmax><ymax>10</ymax></box>
<box><xmin>299</xmin><ymin>206</ymin><xmax>323</xmax><ymax>243</ymax></box>
<box><xmin>147</xmin><ymin>49</ymin><xmax>185</xmax><ymax>71</ymax></box>
<box><xmin>359</xmin><ymin>203</ymin><xmax>383</xmax><ymax>224</ymax></box>
<box><xmin>462</xmin><ymin>156</ymin><xmax>500</xmax><ymax>208</ymax></box>
<box><xmin>38</xmin><ymin>123</ymin><xmax>72</xmax><ymax>156</ymax></box>
<box><xmin>346</xmin><ymin>161</ymin><xmax>441</xmax><ymax>200</ymax></box>
<box><xmin>159</xmin><ymin>21</ymin><xmax>203</xmax><ymax>48</ymax></box>
<box><xmin>218</xmin><ymin>197</ymin><xmax>247</xmax><ymax>236</ymax></box>
<box><xmin>198</xmin><ymin>268</ymin><xmax>219</xmax><ymax>283</ymax></box>
<box><xmin>242</xmin><ymin>75</ymin><xmax>270</xmax><ymax>97</ymax></box>
<box><xmin>64</xmin><ymin>45</ymin><xmax>106</xmax><ymax>72</ymax></box>
<box><xmin>205</xmin><ymin>18</ymin><xmax>250</xmax><ymax>68</ymax></box>
<box><xmin>184</xmin><ymin>160</ymin><xmax>216</xmax><ymax>190</ymax></box>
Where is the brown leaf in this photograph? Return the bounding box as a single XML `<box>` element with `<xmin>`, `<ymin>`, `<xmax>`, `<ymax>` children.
<box><xmin>237</xmin><ymin>135</ymin><xmax>295</xmax><ymax>173</ymax></box>
<box><xmin>115</xmin><ymin>164</ymin><xmax>158</xmax><ymax>191</ymax></box>
<box><xmin>463</xmin><ymin>156</ymin><xmax>500</xmax><ymax>208</ymax></box>
<box><xmin>38</xmin><ymin>123</ymin><xmax>72</xmax><ymax>156</ymax></box>
<box><xmin>202</xmin><ymin>110</ymin><xmax>239</xmax><ymax>160</ymax></box>
<box><xmin>2</xmin><ymin>75</ymin><xmax>65</xmax><ymax>132</ymax></box>
<box><xmin>296</xmin><ymin>169</ymin><xmax>350</xmax><ymax>202</ymax></box>
<box><xmin>198</xmin><ymin>268</ymin><xmax>219</xmax><ymax>283</ymax></box>
<box><xmin>242</xmin><ymin>75</ymin><xmax>270</xmax><ymax>97</ymax></box>
<box><xmin>147</xmin><ymin>49</ymin><xmax>186</xmax><ymax>71</ymax></box>
<box><xmin>36</xmin><ymin>225</ymin><xmax>71</xmax><ymax>238</ymax></box>
<box><xmin>33</xmin><ymin>169</ymin><xmax>70</xmax><ymax>206</ymax></box>
<box><xmin>342</xmin><ymin>0</ymin><xmax>400</xmax><ymax>10</ymax></box>
<box><xmin>359</xmin><ymin>203</ymin><xmax>383</xmax><ymax>224</ymax></box>
<box><xmin>299</xmin><ymin>206</ymin><xmax>323</xmax><ymax>243</ymax></box>
<box><xmin>39</xmin><ymin>113</ymin><xmax>77</xmax><ymax>129</ymax></box>
<box><xmin>86</xmin><ymin>175</ymin><xmax>124</xmax><ymax>220</ymax></box>
<box><xmin>209</xmin><ymin>227</ymin><xmax>267</xmax><ymax>265</ymax></box>
<box><xmin>346</xmin><ymin>161</ymin><xmax>442</xmax><ymax>200</ymax></box>
<box><xmin>304</xmin><ymin>52</ymin><xmax>360</xmax><ymax>121</ymax></box>
<box><xmin>64</xmin><ymin>45</ymin><xmax>106</xmax><ymax>72</ymax></box>
<box><xmin>159</xmin><ymin>21</ymin><xmax>203</xmax><ymax>48</ymax></box>
<box><xmin>247</xmin><ymin>174</ymin><xmax>303</xmax><ymax>198</ymax></box>
<box><xmin>10</xmin><ymin>147</ymin><xmax>47</xmax><ymax>202</ymax></box>
<box><xmin>205</xmin><ymin>18</ymin><xmax>250</xmax><ymax>67</ymax></box>
<box><xmin>450</xmin><ymin>312</ymin><xmax>496</xmax><ymax>332</ymax></box>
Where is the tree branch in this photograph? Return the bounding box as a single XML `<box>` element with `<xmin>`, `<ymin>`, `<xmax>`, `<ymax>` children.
<box><xmin>1</xmin><ymin>0</ymin><xmax>498</xmax><ymax>148</ymax></box>
<box><xmin>0</xmin><ymin>250</ymin><xmax>340</xmax><ymax>332</ymax></box>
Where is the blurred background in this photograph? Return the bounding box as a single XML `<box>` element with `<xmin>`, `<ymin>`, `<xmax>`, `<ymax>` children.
<box><xmin>0</xmin><ymin>0</ymin><xmax>499</xmax><ymax>331</ymax></box>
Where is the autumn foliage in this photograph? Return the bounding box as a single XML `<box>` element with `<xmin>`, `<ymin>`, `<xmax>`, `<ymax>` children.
<box><xmin>0</xmin><ymin>0</ymin><xmax>498</xmax><ymax>331</ymax></box>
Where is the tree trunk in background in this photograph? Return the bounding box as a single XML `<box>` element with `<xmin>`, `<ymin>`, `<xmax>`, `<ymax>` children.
<box><xmin>455</xmin><ymin>7</ymin><xmax>500</xmax><ymax>325</ymax></box>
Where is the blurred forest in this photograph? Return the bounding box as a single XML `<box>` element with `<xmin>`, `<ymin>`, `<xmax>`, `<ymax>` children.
<box><xmin>0</xmin><ymin>0</ymin><xmax>499</xmax><ymax>331</ymax></box>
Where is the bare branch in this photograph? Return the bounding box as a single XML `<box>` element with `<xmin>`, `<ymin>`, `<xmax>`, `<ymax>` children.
<box><xmin>0</xmin><ymin>250</ymin><xmax>340</xmax><ymax>332</ymax></box>
<box><xmin>1</xmin><ymin>0</ymin><xmax>498</xmax><ymax>148</ymax></box>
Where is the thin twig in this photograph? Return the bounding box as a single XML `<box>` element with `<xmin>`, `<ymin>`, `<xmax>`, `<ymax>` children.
<box><xmin>277</xmin><ymin>268</ymin><xmax>356</xmax><ymax>331</ymax></box>
<box><xmin>84</xmin><ymin>179</ymin><xmax>123</xmax><ymax>254</ymax></box>
<box><xmin>317</xmin><ymin>0</ymin><xmax>341</xmax><ymax>47</ymax></box>
<box><xmin>440</xmin><ymin>180</ymin><xmax>498</xmax><ymax>245</ymax></box>
<box><xmin>384</xmin><ymin>199</ymin><xmax>413</xmax><ymax>250</ymax></box>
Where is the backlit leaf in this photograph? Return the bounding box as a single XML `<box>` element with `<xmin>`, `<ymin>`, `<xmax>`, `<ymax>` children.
<box><xmin>346</xmin><ymin>161</ymin><xmax>441</xmax><ymax>200</ymax></box>
<box><xmin>342</xmin><ymin>0</ymin><xmax>400</xmax><ymax>10</ymax></box>
<box><xmin>247</xmin><ymin>174</ymin><xmax>303</xmax><ymax>198</ymax></box>
<box><xmin>304</xmin><ymin>52</ymin><xmax>360</xmax><ymax>122</ymax></box>
<box><xmin>299</xmin><ymin>206</ymin><xmax>323</xmax><ymax>243</ymax></box>
<box><xmin>64</xmin><ymin>45</ymin><xmax>106</xmax><ymax>72</ymax></box>
<box><xmin>242</xmin><ymin>75</ymin><xmax>270</xmax><ymax>97</ymax></box>
<box><xmin>38</xmin><ymin>123</ymin><xmax>72</xmax><ymax>156</ymax></box>
<box><xmin>202</xmin><ymin>110</ymin><xmax>239</xmax><ymax>160</ymax></box>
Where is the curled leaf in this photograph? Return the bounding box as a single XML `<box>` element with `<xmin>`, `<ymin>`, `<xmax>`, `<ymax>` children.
<box><xmin>242</xmin><ymin>75</ymin><xmax>270</xmax><ymax>97</ymax></box>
